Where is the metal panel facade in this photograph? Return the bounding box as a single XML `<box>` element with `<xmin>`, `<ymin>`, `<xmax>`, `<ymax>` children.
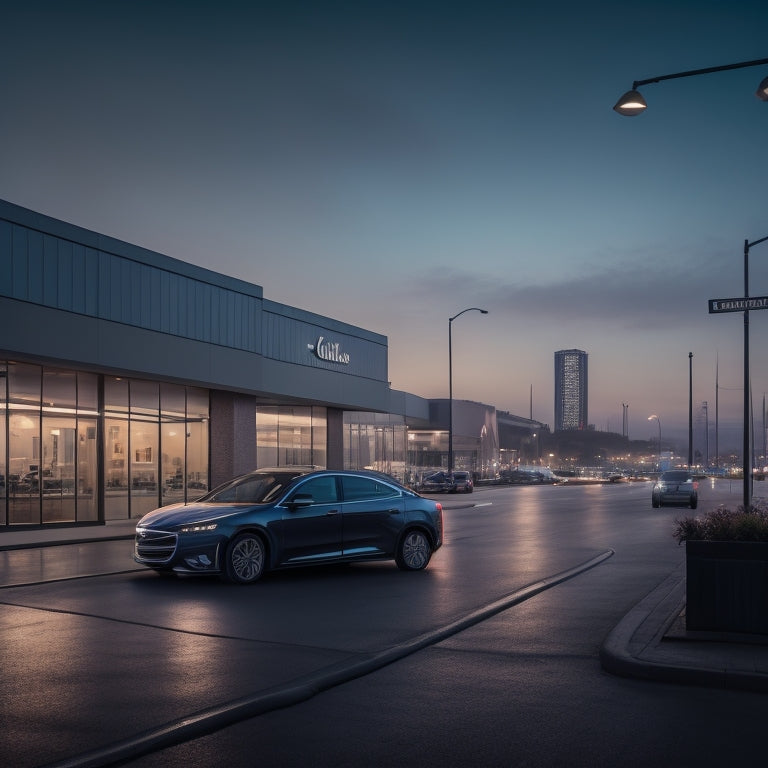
<box><xmin>1</xmin><ymin>215</ymin><xmax>261</xmax><ymax>353</ymax></box>
<box><xmin>0</xmin><ymin>200</ymin><xmax>390</xmax><ymax>403</ymax></box>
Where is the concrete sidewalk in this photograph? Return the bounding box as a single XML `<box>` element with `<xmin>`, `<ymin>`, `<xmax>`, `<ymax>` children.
<box><xmin>600</xmin><ymin>562</ymin><xmax>768</xmax><ymax>692</ymax></box>
<box><xmin>0</xmin><ymin>518</ymin><xmax>136</xmax><ymax>550</ymax></box>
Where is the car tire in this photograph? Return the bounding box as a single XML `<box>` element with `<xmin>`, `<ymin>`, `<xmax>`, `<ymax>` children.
<box><xmin>395</xmin><ymin>530</ymin><xmax>432</xmax><ymax>571</ymax></box>
<box><xmin>225</xmin><ymin>532</ymin><xmax>266</xmax><ymax>584</ymax></box>
<box><xmin>467</xmin><ymin>487</ymin><xmax>473</xmax><ymax>493</ymax></box>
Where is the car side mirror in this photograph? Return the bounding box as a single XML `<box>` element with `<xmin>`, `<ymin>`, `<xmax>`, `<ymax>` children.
<box><xmin>286</xmin><ymin>493</ymin><xmax>314</xmax><ymax>509</ymax></box>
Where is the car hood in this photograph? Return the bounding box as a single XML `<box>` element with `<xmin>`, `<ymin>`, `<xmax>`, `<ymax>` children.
<box><xmin>137</xmin><ymin>502</ymin><xmax>250</xmax><ymax>530</ymax></box>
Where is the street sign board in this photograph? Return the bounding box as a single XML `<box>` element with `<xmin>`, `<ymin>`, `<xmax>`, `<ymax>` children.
<box><xmin>708</xmin><ymin>297</ymin><xmax>768</xmax><ymax>313</ymax></box>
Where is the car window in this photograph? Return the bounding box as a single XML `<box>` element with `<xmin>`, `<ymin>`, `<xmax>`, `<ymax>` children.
<box><xmin>291</xmin><ymin>476</ymin><xmax>339</xmax><ymax>504</ymax></box>
<box><xmin>203</xmin><ymin>473</ymin><xmax>300</xmax><ymax>503</ymax></box>
<box><xmin>341</xmin><ymin>475</ymin><xmax>399</xmax><ymax>502</ymax></box>
<box><xmin>661</xmin><ymin>471</ymin><xmax>691</xmax><ymax>481</ymax></box>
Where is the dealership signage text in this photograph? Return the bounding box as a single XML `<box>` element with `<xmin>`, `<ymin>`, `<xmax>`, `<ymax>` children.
<box><xmin>308</xmin><ymin>337</ymin><xmax>350</xmax><ymax>365</ymax></box>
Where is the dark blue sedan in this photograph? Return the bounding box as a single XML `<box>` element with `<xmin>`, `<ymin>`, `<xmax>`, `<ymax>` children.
<box><xmin>135</xmin><ymin>469</ymin><xmax>443</xmax><ymax>583</ymax></box>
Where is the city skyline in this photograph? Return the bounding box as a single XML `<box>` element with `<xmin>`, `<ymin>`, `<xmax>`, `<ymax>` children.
<box><xmin>1</xmin><ymin>1</ymin><xmax>767</xmax><ymax>449</ymax></box>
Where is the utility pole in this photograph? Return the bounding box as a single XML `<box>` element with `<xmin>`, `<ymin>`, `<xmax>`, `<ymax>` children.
<box><xmin>688</xmin><ymin>352</ymin><xmax>693</xmax><ymax>468</ymax></box>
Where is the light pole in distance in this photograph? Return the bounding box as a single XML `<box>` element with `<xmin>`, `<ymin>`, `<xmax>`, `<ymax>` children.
<box><xmin>648</xmin><ymin>414</ymin><xmax>662</xmax><ymax>471</ymax></box>
<box><xmin>448</xmin><ymin>307</ymin><xmax>488</xmax><ymax>474</ymax></box>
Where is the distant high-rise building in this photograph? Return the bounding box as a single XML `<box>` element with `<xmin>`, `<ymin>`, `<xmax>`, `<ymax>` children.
<box><xmin>554</xmin><ymin>349</ymin><xmax>588</xmax><ymax>431</ymax></box>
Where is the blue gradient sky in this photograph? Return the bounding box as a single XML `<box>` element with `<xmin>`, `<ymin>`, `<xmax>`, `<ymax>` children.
<box><xmin>2</xmin><ymin>1</ymin><xmax>767</xmax><ymax>451</ymax></box>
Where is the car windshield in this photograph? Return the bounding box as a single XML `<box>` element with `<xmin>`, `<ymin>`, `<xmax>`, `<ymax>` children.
<box><xmin>200</xmin><ymin>472</ymin><xmax>302</xmax><ymax>504</ymax></box>
<box><xmin>661</xmin><ymin>471</ymin><xmax>691</xmax><ymax>482</ymax></box>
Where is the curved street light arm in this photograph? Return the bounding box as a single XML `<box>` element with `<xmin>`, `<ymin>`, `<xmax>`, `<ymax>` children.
<box><xmin>449</xmin><ymin>307</ymin><xmax>489</xmax><ymax>323</ymax></box>
<box><xmin>632</xmin><ymin>57</ymin><xmax>768</xmax><ymax>89</ymax></box>
<box><xmin>747</xmin><ymin>234</ymin><xmax>768</xmax><ymax>250</ymax></box>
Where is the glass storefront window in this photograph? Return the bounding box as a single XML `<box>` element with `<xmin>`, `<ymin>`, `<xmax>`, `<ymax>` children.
<box><xmin>8</xmin><ymin>362</ymin><xmax>41</xmax><ymax>406</ymax></box>
<box><xmin>255</xmin><ymin>406</ymin><xmax>326</xmax><ymax>469</ymax></box>
<box><xmin>186</xmin><ymin>388</ymin><xmax>209</xmax><ymax>496</ymax></box>
<box><xmin>255</xmin><ymin>407</ymin><xmax>279</xmax><ymax>468</ymax></box>
<box><xmin>278</xmin><ymin>408</ymin><xmax>311</xmax><ymax>466</ymax></box>
<box><xmin>130</xmin><ymin>417</ymin><xmax>159</xmax><ymax>518</ymax></box>
<box><xmin>104</xmin><ymin>377</ymin><xmax>129</xmax><ymax>413</ymax></box>
<box><xmin>161</xmin><ymin>384</ymin><xmax>186</xmax><ymax>504</ymax></box>
<box><xmin>8</xmin><ymin>409</ymin><xmax>41</xmax><ymax>524</ymax></box>
<box><xmin>41</xmin><ymin>417</ymin><xmax>76</xmax><ymax>522</ymax></box>
<box><xmin>0</xmin><ymin>364</ymin><xmax>6</xmax><ymax>525</ymax></box>
<box><xmin>131</xmin><ymin>380</ymin><xmax>159</xmax><ymax>417</ymax></box>
<box><xmin>343</xmin><ymin>413</ymin><xmax>407</xmax><ymax>484</ymax></box>
<box><xmin>43</xmin><ymin>369</ymin><xmax>76</xmax><ymax>409</ymax></box>
<box><xmin>312</xmin><ymin>411</ymin><xmax>327</xmax><ymax>469</ymax></box>
<box><xmin>78</xmin><ymin>372</ymin><xmax>98</xmax><ymax>412</ymax></box>
<box><xmin>77</xmin><ymin>419</ymin><xmax>98</xmax><ymax>521</ymax></box>
<box><xmin>104</xmin><ymin>417</ymin><xmax>129</xmax><ymax>520</ymax></box>
<box><xmin>1</xmin><ymin>363</ymin><xmax>210</xmax><ymax>526</ymax></box>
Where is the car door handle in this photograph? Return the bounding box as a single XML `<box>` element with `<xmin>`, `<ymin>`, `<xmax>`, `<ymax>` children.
<box><xmin>387</xmin><ymin>508</ymin><xmax>400</xmax><ymax>515</ymax></box>
<box><xmin>326</xmin><ymin>510</ymin><xmax>339</xmax><ymax>516</ymax></box>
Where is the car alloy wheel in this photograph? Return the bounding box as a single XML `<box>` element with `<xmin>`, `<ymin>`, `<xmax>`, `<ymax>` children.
<box><xmin>226</xmin><ymin>533</ymin><xmax>266</xmax><ymax>584</ymax></box>
<box><xmin>396</xmin><ymin>530</ymin><xmax>431</xmax><ymax>571</ymax></box>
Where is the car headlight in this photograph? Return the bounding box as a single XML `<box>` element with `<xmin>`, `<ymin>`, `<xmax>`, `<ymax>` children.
<box><xmin>179</xmin><ymin>522</ymin><xmax>218</xmax><ymax>533</ymax></box>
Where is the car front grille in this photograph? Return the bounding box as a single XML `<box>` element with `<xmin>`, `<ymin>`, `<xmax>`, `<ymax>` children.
<box><xmin>135</xmin><ymin>528</ymin><xmax>178</xmax><ymax>564</ymax></box>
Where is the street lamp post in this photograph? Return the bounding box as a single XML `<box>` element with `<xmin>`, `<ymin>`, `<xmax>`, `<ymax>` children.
<box><xmin>448</xmin><ymin>307</ymin><xmax>488</xmax><ymax>474</ymax></box>
<box><xmin>689</xmin><ymin>352</ymin><xmax>693</xmax><ymax>468</ymax></box>
<box><xmin>614</xmin><ymin>57</ymin><xmax>768</xmax><ymax>507</ymax></box>
<box><xmin>648</xmin><ymin>414</ymin><xmax>662</xmax><ymax>471</ymax></box>
<box><xmin>741</xmin><ymin>235</ymin><xmax>768</xmax><ymax>509</ymax></box>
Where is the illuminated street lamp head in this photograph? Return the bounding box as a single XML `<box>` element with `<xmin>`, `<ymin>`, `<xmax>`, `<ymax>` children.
<box><xmin>757</xmin><ymin>75</ymin><xmax>768</xmax><ymax>101</ymax></box>
<box><xmin>613</xmin><ymin>89</ymin><xmax>647</xmax><ymax>116</ymax></box>
<box><xmin>614</xmin><ymin>59</ymin><xmax>768</xmax><ymax>115</ymax></box>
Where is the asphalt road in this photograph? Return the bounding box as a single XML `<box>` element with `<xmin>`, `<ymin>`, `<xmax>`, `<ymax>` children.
<box><xmin>2</xmin><ymin>478</ymin><xmax>764</xmax><ymax>767</ymax></box>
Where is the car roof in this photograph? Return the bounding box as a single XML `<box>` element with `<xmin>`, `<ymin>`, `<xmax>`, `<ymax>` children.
<box><xmin>247</xmin><ymin>468</ymin><xmax>406</xmax><ymax>486</ymax></box>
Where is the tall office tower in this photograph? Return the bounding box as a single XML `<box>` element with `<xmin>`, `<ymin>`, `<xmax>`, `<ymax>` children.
<box><xmin>554</xmin><ymin>349</ymin><xmax>588</xmax><ymax>431</ymax></box>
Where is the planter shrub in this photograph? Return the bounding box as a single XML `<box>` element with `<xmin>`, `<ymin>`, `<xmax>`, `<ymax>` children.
<box><xmin>674</xmin><ymin>502</ymin><xmax>768</xmax><ymax>634</ymax></box>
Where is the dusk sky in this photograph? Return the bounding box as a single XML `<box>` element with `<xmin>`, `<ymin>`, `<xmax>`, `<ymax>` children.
<box><xmin>2</xmin><ymin>1</ymin><xmax>767</xmax><ymax>452</ymax></box>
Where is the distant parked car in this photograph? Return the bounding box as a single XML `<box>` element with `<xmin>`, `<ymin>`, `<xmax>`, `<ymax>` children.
<box><xmin>451</xmin><ymin>471</ymin><xmax>474</xmax><ymax>493</ymax></box>
<box><xmin>499</xmin><ymin>469</ymin><xmax>555</xmax><ymax>485</ymax></box>
<box><xmin>652</xmin><ymin>470</ymin><xmax>698</xmax><ymax>508</ymax></box>
<box><xmin>135</xmin><ymin>468</ymin><xmax>443</xmax><ymax>583</ymax></box>
<box><xmin>420</xmin><ymin>471</ymin><xmax>455</xmax><ymax>493</ymax></box>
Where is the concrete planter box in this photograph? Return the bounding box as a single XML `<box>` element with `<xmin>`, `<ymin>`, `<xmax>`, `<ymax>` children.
<box><xmin>686</xmin><ymin>540</ymin><xmax>768</xmax><ymax>634</ymax></box>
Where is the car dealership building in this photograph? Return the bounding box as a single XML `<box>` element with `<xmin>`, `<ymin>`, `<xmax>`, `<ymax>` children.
<box><xmin>0</xmin><ymin>200</ymin><xmax>542</xmax><ymax>529</ymax></box>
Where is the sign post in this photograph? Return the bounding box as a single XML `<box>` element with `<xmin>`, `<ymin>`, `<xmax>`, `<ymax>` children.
<box><xmin>710</xmin><ymin>256</ymin><xmax>768</xmax><ymax>510</ymax></box>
